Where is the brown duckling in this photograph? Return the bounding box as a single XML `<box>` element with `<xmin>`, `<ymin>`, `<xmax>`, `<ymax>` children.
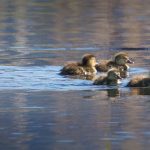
<box><xmin>60</xmin><ymin>54</ymin><xmax>97</xmax><ymax>76</ymax></box>
<box><xmin>127</xmin><ymin>76</ymin><xmax>150</xmax><ymax>87</ymax></box>
<box><xmin>93</xmin><ymin>69</ymin><xmax>122</xmax><ymax>86</ymax></box>
<box><xmin>96</xmin><ymin>52</ymin><xmax>134</xmax><ymax>72</ymax></box>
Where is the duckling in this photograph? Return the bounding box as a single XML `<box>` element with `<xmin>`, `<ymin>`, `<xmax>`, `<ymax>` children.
<box><xmin>127</xmin><ymin>76</ymin><xmax>150</xmax><ymax>87</ymax></box>
<box><xmin>60</xmin><ymin>54</ymin><xmax>97</xmax><ymax>76</ymax></box>
<box><xmin>93</xmin><ymin>69</ymin><xmax>122</xmax><ymax>85</ymax></box>
<box><xmin>96</xmin><ymin>52</ymin><xmax>134</xmax><ymax>72</ymax></box>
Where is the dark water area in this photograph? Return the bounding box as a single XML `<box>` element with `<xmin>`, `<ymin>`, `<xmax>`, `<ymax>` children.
<box><xmin>0</xmin><ymin>0</ymin><xmax>150</xmax><ymax>150</ymax></box>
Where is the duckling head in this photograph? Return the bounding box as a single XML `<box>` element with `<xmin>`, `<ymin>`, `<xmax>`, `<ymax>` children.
<box><xmin>107</xmin><ymin>69</ymin><xmax>122</xmax><ymax>80</ymax></box>
<box><xmin>82</xmin><ymin>54</ymin><xmax>97</xmax><ymax>67</ymax></box>
<box><xmin>114</xmin><ymin>52</ymin><xmax>134</xmax><ymax>66</ymax></box>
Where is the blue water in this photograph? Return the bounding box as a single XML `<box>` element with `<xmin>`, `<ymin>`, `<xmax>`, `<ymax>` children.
<box><xmin>0</xmin><ymin>0</ymin><xmax>150</xmax><ymax>150</ymax></box>
<box><xmin>0</xmin><ymin>66</ymin><xmax>148</xmax><ymax>91</ymax></box>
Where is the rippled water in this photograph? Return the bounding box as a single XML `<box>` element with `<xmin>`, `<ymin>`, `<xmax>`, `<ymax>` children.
<box><xmin>0</xmin><ymin>0</ymin><xmax>150</xmax><ymax>150</ymax></box>
<box><xmin>0</xmin><ymin>65</ymin><xmax>149</xmax><ymax>91</ymax></box>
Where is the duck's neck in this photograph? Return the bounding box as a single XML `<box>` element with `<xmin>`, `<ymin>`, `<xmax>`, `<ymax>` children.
<box><xmin>115</xmin><ymin>60</ymin><xmax>129</xmax><ymax>69</ymax></box>
<box><xmin>84</xmin><ymin>65</ymin><xmax>97</xmax><ymax>74</ymax></box>
<box><xmin>124</xmin><ymin>64</ymin><xmax>129</xmax><ymax>70</ymax></box>
<box><xmin>91</xmin><ymin>66</ymin><xmax>97</xmax><ymax>74</ymax></box>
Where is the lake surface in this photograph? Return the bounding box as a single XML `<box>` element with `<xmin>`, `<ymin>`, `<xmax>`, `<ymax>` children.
<box><xmin>0</xmin><ymin>0</ymin><xmax>150</xmax><ymax>150</ymax></box>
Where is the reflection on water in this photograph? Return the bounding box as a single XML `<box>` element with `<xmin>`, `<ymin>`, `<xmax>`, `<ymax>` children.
<box><xmin>0</xmin><ymin>0</ymin><xmax>149</xmax><ymax>51</ymax></box>
<box><xmin>130</xmin><ymin>87</ymin><xmax>150</xmax><ymax>96</ymax></box>
<box><xmin>107</xmin><ymin>88</ymin><xmax>120</xmax><ymax>97</ymax></box>
<box><xmin>0</xmin><ymin>0</ymin><xmax>150</xmax><ymax>150</ymax></box>
<box><xmin>0</xmin><ymin>90</ymin><xmax>150</xmax><ymax>150</ymax></box>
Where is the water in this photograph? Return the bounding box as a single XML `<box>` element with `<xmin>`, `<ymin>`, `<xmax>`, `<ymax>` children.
<box><xmin>0</xmin><ymin>65</ymin><xmax>149</xmax><ymax>91</ymax></box>
<box><xmin>0</xmin><ymin>0</ymin><xmax>150</xmax><ymax>150</ymax></box>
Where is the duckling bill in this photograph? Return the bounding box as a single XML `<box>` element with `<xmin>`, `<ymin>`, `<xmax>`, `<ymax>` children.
<box><xmin>60</xmin><ymin>54</ymin><xmax>97</xmax><ymax>76</ymax></box>
<box><xmin>93</xmin><ymin>69</ymin><xmax>122</xmax><ymax>86</ymax></box>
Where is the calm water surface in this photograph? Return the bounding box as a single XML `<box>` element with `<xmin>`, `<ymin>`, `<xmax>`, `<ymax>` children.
<box><xmin>0</xmin><ymin>0</ymin><xmax>150</xmax><ymax>150</ymax></box>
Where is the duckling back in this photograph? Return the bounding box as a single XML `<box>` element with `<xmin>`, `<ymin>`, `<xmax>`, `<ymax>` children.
<box><xmin>93</xmin><ymin>76</ymin><xmax>107</xmax><ymax>85</ymax></box>
<box><xmin>94</xmin><ymin>69</ymin><xmax>122</xmax><ymax>85</ymax></box>
<box><xmin>60</xmin><ymin>62</ymin><xmax>85</xmax><ymax>75</ymax></box>
<box><xmin>127</xmin><ymin>77</ymin><xmax>150</xmax><ymax>87</ymax></box>
<box><xmin>96</xmin><ymin>60</ymin><xmax>111</xmax><ymax>72</ymax></box>
<box><xmin>60</xmin><ymin>53</ymin><xmax>97</xmax><ymax>76</ymax></box>
<box><xmin>93</xmin><ymin>76</ymin><xmax>120</xmax><ymax>85</ymax></box>
<box><xmin>96</xmin><ymin>59</ymin><xmax>127</xmax><ymax>72</ymax></box>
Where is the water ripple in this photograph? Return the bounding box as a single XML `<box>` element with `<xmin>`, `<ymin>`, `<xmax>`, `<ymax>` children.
<box><xmin>0</xmin><ymin>66</ymin><xmax>149</xmax><ymax>91</ymax></box>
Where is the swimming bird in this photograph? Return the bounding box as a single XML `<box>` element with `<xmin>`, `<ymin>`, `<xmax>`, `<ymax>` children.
<box><xmin>96</xmin><ymin>52</ymin><xmax>134</xmax><ymax>72</ymax></box>
<box><xmin>60</xmin><ymin>54</ymin><xmax>97</xmax><ymax>76</ymax></box>
<box><xmin>127</xmin><ymin>76</ymin><xmax>150</xmax><ymax>87</ymax></box>
<box><xmin>93</xmin><ymin>69</ymin><xmax>122</xmax><ymax>85</ymax></box>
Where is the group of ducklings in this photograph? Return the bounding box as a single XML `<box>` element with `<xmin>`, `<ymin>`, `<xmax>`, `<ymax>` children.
<box><xmin>60</xmin><ymin>52</ymin><xmax>150</xmax><ymax>87</ymax></box>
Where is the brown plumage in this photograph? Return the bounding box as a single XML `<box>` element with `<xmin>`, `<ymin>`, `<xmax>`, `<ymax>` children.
<box><xmin>127</xmin><ymin>77</ymin><xmax>150</xmax><ymax>87</ymax></box>
<box><xmin>93</xmin><ymin>69</ymin><xmax>122</xmax><ymax>86</ymax></box>
<box><xmin>96</xmin><ymin>52</ymin><xmax>134</xmax><ymax>73</ymax></box>
<box><xmin>60</xmin><ymin>54</ymin><xmax>97</xmax><ymax>76</ymax></box>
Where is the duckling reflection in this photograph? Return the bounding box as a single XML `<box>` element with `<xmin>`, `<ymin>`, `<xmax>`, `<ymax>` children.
<box><xmin>96</xmin><ymin>52</ymin><xmax>134</xmax><ymax>78</ymax></box>
<box><xmin>60</xmin><ymin>54</ymin><xmax>97</xmax><ymax>77</ymax></box>
<box><xmin>130</xmin><ymin>87</ymin><xmax>150</xmax><ymax>95</ymax></box>
<box><xmin>93</xmin><ymin>69</ymin><xmax>122</xmax><ymax>86</ymax></box>
<box><xmin>82</xmin><ymin>89</ymin><xmax>120</xmax><ymax>101</ymax></box>
<box><xmin>107</xmin><ymin>88</ymin><xmax>120</xmax><ymax>97</ymax></box>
